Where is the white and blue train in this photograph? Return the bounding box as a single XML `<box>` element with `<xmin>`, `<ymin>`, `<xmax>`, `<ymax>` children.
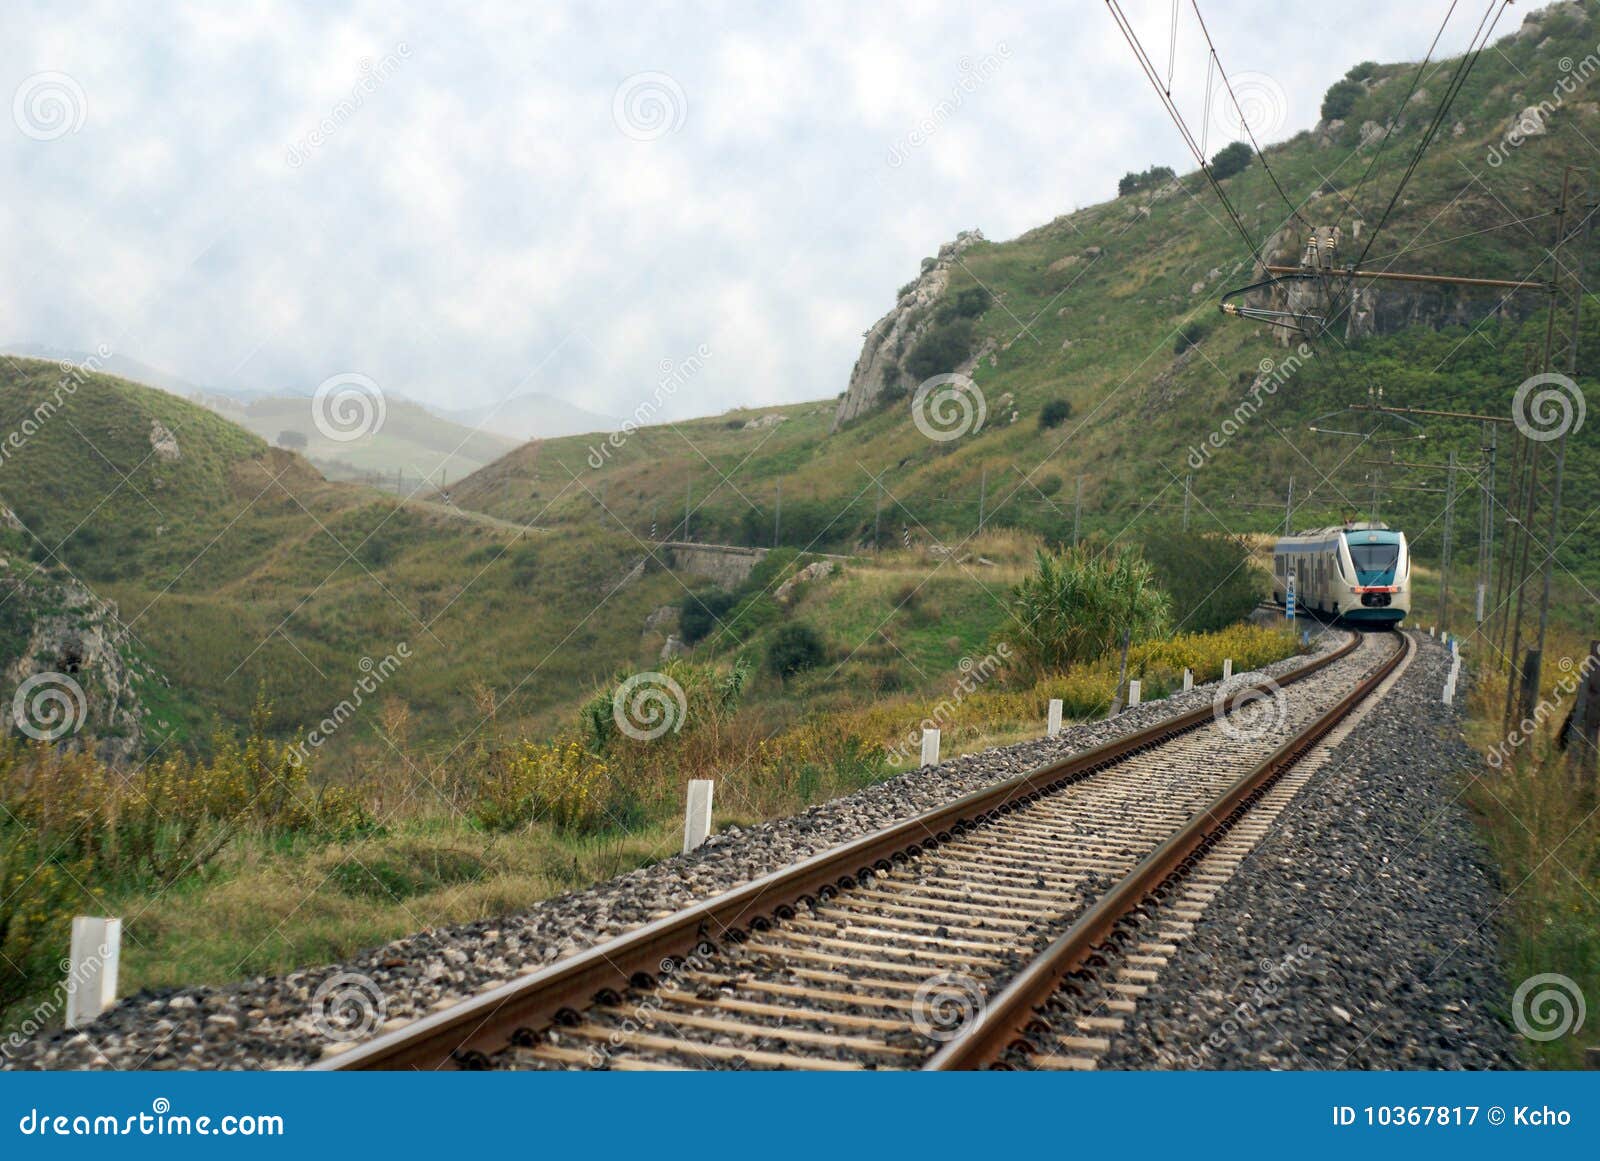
<box><xmin>1271</xmin><ymin>522</ymin><xmax>1410</xmax><ymax>626</ymax></box>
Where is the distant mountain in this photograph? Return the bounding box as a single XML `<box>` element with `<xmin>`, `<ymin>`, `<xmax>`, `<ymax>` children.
<box><xmin>0</xmin><ymin>343</ymin><xmax>274</xmax><ymax>401</ymax></box>
<box><xmin>438</xmin><ymin>392</ymin><xmax>620</xmax><ymax>441</ymax></box>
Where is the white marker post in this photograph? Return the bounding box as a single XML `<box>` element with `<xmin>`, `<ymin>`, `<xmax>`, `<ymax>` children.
<box><xmin>66</xmin><ymin>916</ymin><xmax>121</xmax><ymax>1029</ymax></box>
<box><xmin>682</xmin><ymin>780</ymin><xmax>714</xmax><ymax>855</ymax></box>
<box><xmin>1222</xmin><ymin>659</ymin><xmax>1233</xmax><ymax>681</ymax></box>
<box><xmin>1046</xmin><ymin>699</ymin><xmax>1063</xmax><ymax>737</ymax></box>
<box><xmin>1127</xmin><ymin>679</ymin><xmax>1141</xmax><ymax>707</ymax></box>
<box><xmin>920</xmin><ymin>727</ymin><xmax>941</xmax><ymax>767</ymax></box>
<box><xmin>1182</xmin><ymin>668</ymin><xmax>1193</xmax><ymax>692</ymax></box>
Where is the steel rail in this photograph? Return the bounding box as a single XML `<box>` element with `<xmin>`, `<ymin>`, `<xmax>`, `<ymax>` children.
<box><xmin>312</xmin><ymin>632</ymin><xmax>1363</xmax><ymax>1071</ymax></box>
<box><xmin>924</xmin><ymin>629</ymin><xmax>1408</xmax><ymax>1070</ymax></box>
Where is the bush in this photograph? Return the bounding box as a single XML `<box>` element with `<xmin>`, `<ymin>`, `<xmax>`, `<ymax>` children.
<box><xmin>904</xmin><ymin>318</ymin><xmax>978</xmax><ymax>382</ymax></box>
<box><xmin>766</xmin><ymin>623</ymin><xmax>827</xmax><ymax>678</ymax></box>
<box><xmin>1174</xmin><ymin>318</ymin><xmax>1212</xmax><ymax>354</ymax></box>
<box><xmin>679</xmin><ymin>588</ymin><xmax>736</xmax><ymax>644</ymax></box>
<box><xmin>1118</xmin><ymin>165</ymin><xmax>1176</xmax><ymax>197</ymax></box>
<box><xmin>1321</xmin><ymin>78</ymin><xmax>1362</xmax><ymax>122</ymax></box>
<box><xmin>1006</xmin><ymin>546</ymin><xmax>1171</xmax><ymax>674</ymax></box>
<box><xmin>936</xmin><ymin>287</ymin><xmax>991</xmax><ymax>323</ymax></box>
<box><xmin>1038</xmin><ymin>399</ymin><xmax>1073</xmax><ymax>430</ymax></box>
<box><xmin>1210</xmin><ymin>141</ymin><xmax>1253</xmax><ymax>180</ymax></box>
<box><xmin>1345</xmin><ymin>61</ymin><xmax>1377</xmax><ymax>83</ymax></box>
<box><xmin>1136</xmin><ymin>526</ymin><xmax>1265</xmax><ymax>634</ymax></box>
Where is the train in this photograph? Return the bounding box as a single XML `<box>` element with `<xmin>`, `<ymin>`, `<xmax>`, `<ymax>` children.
<box><xmin>1270</xmin><ymin>521</ymin><xmax>1410</xmax><ymax>626</ymax></box>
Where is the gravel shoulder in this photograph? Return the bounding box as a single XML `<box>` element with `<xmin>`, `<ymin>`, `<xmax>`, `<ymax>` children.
<box><xmin>5</xmin><ymin>631</ymin><xmax>1344</xmax><ymax>1070</ymax></box>
<box><xmin>1100</xmin><ymin>631</ymin><xmax>1520</xmax><ymax>1070</ymax></box>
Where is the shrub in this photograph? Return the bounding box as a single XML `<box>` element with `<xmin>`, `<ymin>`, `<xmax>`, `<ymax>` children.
<box><xmin>1321</xmin><ymin>78</ymin><xmax>1362</xmax><ymax>122</ymax></box>
<box><xmin>1136</xmin><ymin>526</ymin><xmax>1266</xmax><ymax>634</ymax></box>
<box><xmin>1210</xmin><ymin>141</ymin><xmax>1253</xmax><ymax>180</ymax></box>
<box><xmin>766</xmin><ymin>623</ymin><xmax>827</xmax><ymax>678</ymax></box>
<box><xmin>1038</xmin><ymin>399</ymin><xmax>1073</xmax><ymax>430</ymax></box>
<box><xmin>904</xmin><ymin>318</ymin><xmax>978</xmax><ymax>382</ymax></box>
<box><xmin>1118</xmin><ymin>165</ymin><xmax>1176</xmax><ymax>197</ymax></box>
<box><xmin>936</xmin><ymin>287</ymin><xmax>992</xmax><ymax>323</ymax></box>
<box><xmin>470</xmin><ymin>738</ymin><xmax>610</xmax><ymax>832</ymax></box>
<box><xmin>679</xmin><ymin>587</ymin><xmax>736</xmax><ymax>644</ymax></box>
<box><xmin>1345</xmin><ymin>61</ymin><xmax>1378</xmax><ymax>83</ymax></box>
<box><xmin>1174</xmin><ymin>318</ymin><xmax>1212</xmax><ymax>354</ymax></box>
<box><xmin>1007</xmin><ymin>546</ymin><xmax>1171</xmax><ymax>675</ymax></box>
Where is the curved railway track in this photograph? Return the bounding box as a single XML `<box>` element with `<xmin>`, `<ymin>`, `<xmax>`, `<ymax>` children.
<box><xmin>313</xmin><ymin>628</ymin><xmax>1407</xmax><ymax>1072</ymax></box>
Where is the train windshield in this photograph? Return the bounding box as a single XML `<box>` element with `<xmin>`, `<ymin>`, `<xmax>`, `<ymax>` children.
<box><xmin>1348</xmin><ymin>542</ymin><xmax>1400</xmax><ymax>577</ymax></box>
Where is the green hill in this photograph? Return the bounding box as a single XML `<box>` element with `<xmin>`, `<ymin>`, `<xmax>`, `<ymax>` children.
<box><xmin>451</xmin><ymin>1</ymin><xmax>1600</xmax><ymax>600</ymax></box>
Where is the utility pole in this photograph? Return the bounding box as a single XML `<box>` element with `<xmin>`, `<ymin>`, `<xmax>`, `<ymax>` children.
<box><xmin>1284</xmin><ymin>475</ymin><xmax>1293</xmax><ymax>536</ymax></box>
<box><xmin>873</xmin><ymin>480</ymin><xmax>883</xmax><ymax>551</ymax></box>
<box><xmin>773</xmin><ymin>480</ymin><xmax>782</xmax><ymax>548</ymax></box>
<box><xmin>1182</xmin><ymin>474</ymin><xmax>1192</xmax><ymax>531</ymax></box>
<box><xmin>977</xmin><ymin>468</ymin><xmax>987</xmax><ymax>536</ymax></box>
<box><xmin>684</xmin><ymin>479</ymin><xmax>692</xmax><ymax>542</ymax></box>
<box><xmin>1440</xmin><ymin>450</ymin><xmax>1456</xmax><ymax>632</ymax></box>
<box><xmin>1530</xmin><ymin>168</ymin><xmax>1592</xmax><ymax>716</ymax></box>
<box><xmin>1073</xmin><ymin>476</ymin><xmax>1083</xmax><ymax>546</ymax></box>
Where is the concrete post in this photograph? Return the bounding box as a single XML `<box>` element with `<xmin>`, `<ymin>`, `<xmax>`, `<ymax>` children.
<box><xmin>682</xmin><ymin>780</ymin><xmax>714</xmax><ymax>854</ymax></box>
<box><xmin>66</xmin><ymin>917</ymin><xmax>121</xmax><ymax>1029</ymax></box>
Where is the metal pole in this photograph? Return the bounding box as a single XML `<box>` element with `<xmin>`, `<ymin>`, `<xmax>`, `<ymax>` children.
<box><xmin>773</xmin><ymin>480</ymin><xmax>782</xmax><ymax>547</ymax></box>
<box><xmin>1531</xmin><ymin>174</ymin><xmax>1591</xmax><ymax>699</ymax></box>
<box><xmin>977</xmin><ymin>468</ymin><xmax>987</xmax><ymax>536</ymax></box>
<box><xmin>684</xmin><ymin>479</ymin><xmax>691</xmax><ymax>541</ymax></box>
<box><xmin>873</xmin><ymin>481</ymin><xmax>883</xmax><ymax>552</ymax></box>
<box><xmin>1074</xmin><ymin>476</ymin><xmax>1083</xmax><ymax>546</ymax></box>
<box><xmin>1440</xmin><ymin>450</ymin><xmax>1455</xmax><ymax>632</ymax></box>
<box><xmin>1182</xmin><ymin>474</ymin><xmax>1192</xmax><ymax>531</ymax></box>
<box><xmin>1284</xmin><ymin>475</ymin><xmax>1293</xmax><ymax>536</ymax></box>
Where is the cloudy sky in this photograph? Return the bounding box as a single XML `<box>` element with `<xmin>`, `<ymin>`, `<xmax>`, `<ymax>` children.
<box><xmin>0</xmin><ymin>1</ymin><xmax>1500</xmax><ymax>423</ymax></box>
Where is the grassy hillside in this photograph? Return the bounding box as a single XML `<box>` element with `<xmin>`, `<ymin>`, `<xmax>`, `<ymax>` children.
<box><xmin>451</xmin><ymin>3</ymin><xmax>1600</xmax><ymax>603</ymax></box>
<box><xmin>0</xmin><ymin>360</ymin><xmax>683</xmax><ymax>751</ymax></box>
<box><xmin>201</xmin><ymin>393</ymin><xmax>520</xmax><ymax>490</ymax></box>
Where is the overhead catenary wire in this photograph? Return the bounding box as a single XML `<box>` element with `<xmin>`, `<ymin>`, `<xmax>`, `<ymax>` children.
<box><xmin>1189</xmin><ymin>1</ymin><xmax>1309</xmax><ymax>235</ymax></box>
<box><xmin>1344</xmin><ymin>0</ymin><xmax>1461</xmax><ymax>229</ymax></box>
<box><xmin>1356</xmin><ymin>0</ymin><xmax>1514</xmax><ymax>267</ymax></box>
<box><xmin>1106</xmin><ymin>0</ymin><xmax>1261</xmax><ymax>258</ymax></box>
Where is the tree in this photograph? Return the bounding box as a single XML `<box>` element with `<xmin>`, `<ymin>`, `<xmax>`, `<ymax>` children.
<box><xmin>1210</xmin><ymin>141</ymin><xmax>1253</xmax><ymax>181</ymax></box>
<box><xmin>766</xmin><ymin>622</ymin><xmax>826</xmax><ymax>677</ymax></box>
<box><xmin>1006</xmin><ymin>546</ymin><xmax>1170</xmax><ymax>675</ymax></box>
<box><xmin>904</xmin><ymin>317</ymin><xmax>978</xmax><ymax>382</ymax></box>
<box><xmin>1321</xmin><ymin>78</ymin><xmax>1363</xmax><ymax>122</ymax></box>
<box><xmin>1345</xmin><ymin>61</ymin><xmax>1378</xmax><ymax>83</ymax></box>
<box><xmin>277</xmin><ymin>429</ymin><xmax>308</xmax><ymax>450</ymax></box>
<box><xmin>679</xmin><ymin>588</ymin><xmax>736</xmax><ymax>644</ymax></box>
<box><xmin>1136</xmin><ymin>526</ymin><xmax>1265</xmax><ymax>633</ymax></box>
<box><xmin>1038</xmin><ymin>399</ymin><xmax>1073</xmax><ymax>430</ymax></box>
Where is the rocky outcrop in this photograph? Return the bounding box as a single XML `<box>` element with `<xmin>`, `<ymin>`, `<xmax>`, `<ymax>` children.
<box><xmin>773</xmin><ymin>559</ymin><xmax>837</xmax><ymax>605</ymax></box>
<box><xmin>1</xmin><ymin>556</ymin><xmax>151</xmax><ymax>766</ymax></box>
<box><xmin>831</xmin><ymin>229</ymin><xmax>986</xmax><ymax>431</ymax></box>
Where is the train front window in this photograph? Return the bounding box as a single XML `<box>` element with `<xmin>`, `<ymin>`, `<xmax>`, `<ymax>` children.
<box><xmin>1348</xmin><ymin>542</ymin><xmax>1399</xmax><ymax>577</ymax></box>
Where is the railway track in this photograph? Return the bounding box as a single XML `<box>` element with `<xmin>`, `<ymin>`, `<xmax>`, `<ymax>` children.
<box><xmin>314</xmin><ymin>628</ymin><xmax>1406</xmax><ymax>1072</ymax></box>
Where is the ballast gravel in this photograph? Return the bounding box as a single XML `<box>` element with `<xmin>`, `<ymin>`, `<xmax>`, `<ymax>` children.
<box><xmin>4</xmin><ymin>627</ymin><xmax>1417</xmax><ymax>1072</ymax></box>
<box><xmin>1099</xmin><ymin>632</ymin><xmax>1520</xmax><ymax>1070</ymax></box>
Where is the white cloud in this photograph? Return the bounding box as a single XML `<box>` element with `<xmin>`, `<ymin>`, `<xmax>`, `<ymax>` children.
<box><xmin>0</xmin><ymin>0</ymin><xmax>1501</xmax><ymax>420</ymax></box>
